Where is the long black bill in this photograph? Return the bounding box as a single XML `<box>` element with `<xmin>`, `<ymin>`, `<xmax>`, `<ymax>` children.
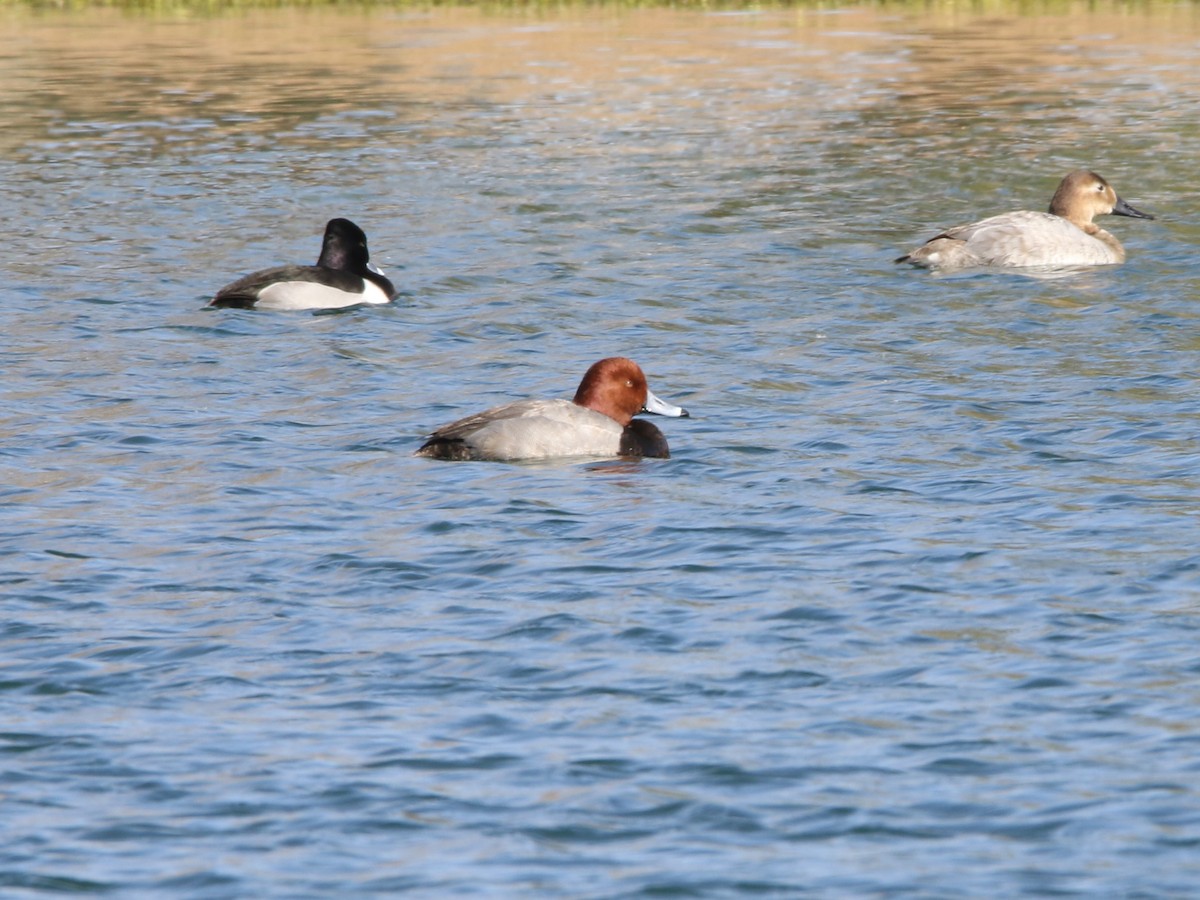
<box><xmin>1112</xmin><ymin>196</ymin><xmax>1154</xmax><ymax>220</ymax></box>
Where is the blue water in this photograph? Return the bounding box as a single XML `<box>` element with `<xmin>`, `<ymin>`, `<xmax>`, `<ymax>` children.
<box><xmin>2</xmin><ymin>6</ymin><xmax>1199</xmax><ymax>896</ymax></box>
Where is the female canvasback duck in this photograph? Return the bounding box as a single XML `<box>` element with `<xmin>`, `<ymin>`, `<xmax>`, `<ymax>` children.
<box><xmin>896</xmin><ymin>170</ymin><xmax>1154</xmax><ymax>269</ymax></box>
<box><xmin>416</xmin><ymin>357</ymin><xmax>690</xmax><ymax>461</ymax></box>
<box><xmin>210</xmin><ymin>218</ymin><xmax>396</xmax><ymax>310</ymax></box>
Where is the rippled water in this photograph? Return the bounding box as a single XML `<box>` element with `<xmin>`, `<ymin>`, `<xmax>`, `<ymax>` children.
<box><xmin>3</xmin><ymin>3</ymin><xmax>1200</xmax><ymax>896</ymax></box>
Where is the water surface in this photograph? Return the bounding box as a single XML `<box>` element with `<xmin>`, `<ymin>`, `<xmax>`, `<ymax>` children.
<box><xmin>2</xmin><ymin>4</ymin><xmax>1199</xmax><ymax>896</ymax></box>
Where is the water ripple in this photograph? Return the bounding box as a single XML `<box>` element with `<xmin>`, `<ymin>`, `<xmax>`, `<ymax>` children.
<box><xmin>2</xmin><ymin>5</ymin><xmax>1200</xmax><ymax>898</ymax></box>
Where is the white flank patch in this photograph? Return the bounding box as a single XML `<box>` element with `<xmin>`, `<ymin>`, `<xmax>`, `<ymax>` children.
<box><xmin>254</xmin><ymin>279</ymin><xmax>390</xmax><ymax>311</ymax></box>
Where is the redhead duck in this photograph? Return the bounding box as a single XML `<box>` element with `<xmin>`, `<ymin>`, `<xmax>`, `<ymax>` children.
<box><xmin>210</xmin><ymin>218</ymin><xmax>396</xmax><ymax>310</ymax></box>
<box><xmin>416</xmin><ymin>357</ymin><xmax>690</xmax><ymax>461</ymax></box>
<box><xmin>897</xmin><ymin>170</ymin><xmax>1154</xmax><ymax>269</ymax></box>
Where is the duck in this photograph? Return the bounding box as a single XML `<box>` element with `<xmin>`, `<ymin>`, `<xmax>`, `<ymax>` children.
<box><xmin>416</xmin><ymin>357</ymin><xmax>690</xmax><ymax>461</ymax></box>
<box><xmin>896</xmin><ymin>170</ymin><xmax>1154</xmax><ymax>269</ymax></box>
<box><xmin>210</xmin><ymin>218</ymin><xmax>396</xmax><ymax>310</ymax></box>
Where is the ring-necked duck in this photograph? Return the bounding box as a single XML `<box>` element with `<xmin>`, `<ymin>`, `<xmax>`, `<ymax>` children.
<box><xmin>210</xmin><ymin>217</ymin><xmax>396</xmax><ymax>310</ymax></box>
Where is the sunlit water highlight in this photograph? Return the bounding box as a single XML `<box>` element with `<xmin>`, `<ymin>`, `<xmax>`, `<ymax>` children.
<box><xmin>2</xmin><ymin>4</ymin><xmax>1200</xmax><ymax>896</ymax></box>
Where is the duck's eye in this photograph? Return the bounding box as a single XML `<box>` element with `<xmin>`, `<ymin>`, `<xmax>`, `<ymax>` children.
<box><xmin>626</xmin><ymin>380</ymin><xmax>634</xmax><ymax>388</ymax></box>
